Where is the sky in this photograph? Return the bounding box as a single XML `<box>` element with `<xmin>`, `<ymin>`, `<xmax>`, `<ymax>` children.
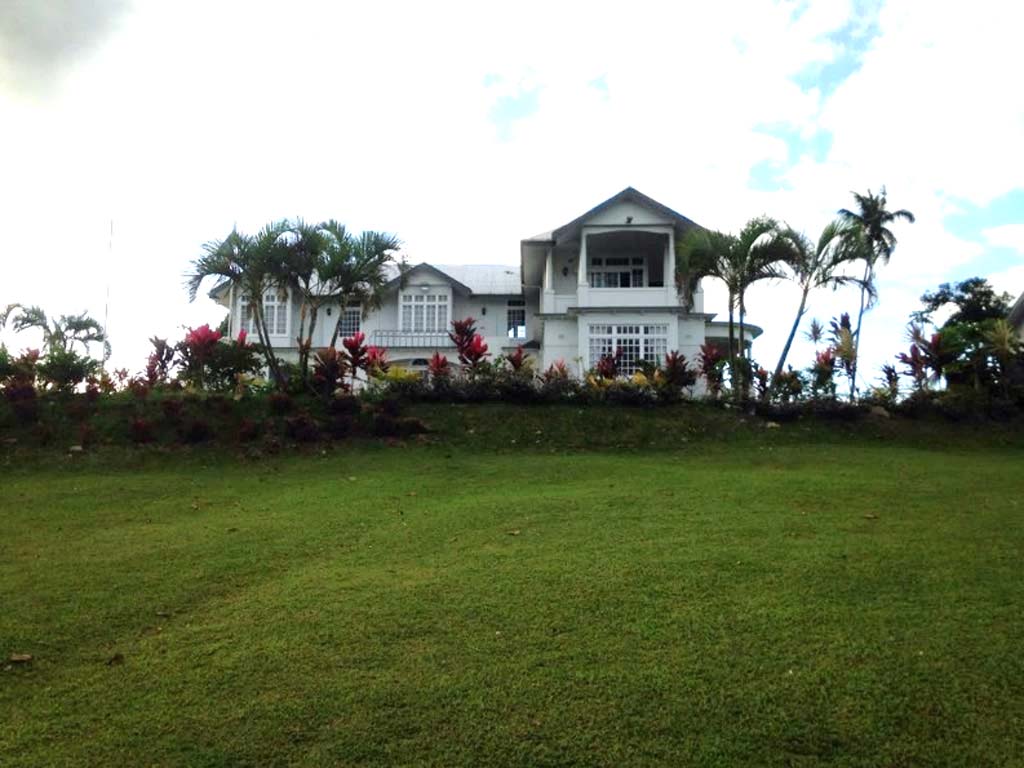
<box><xmin>2</xmin><ymin>0</ymin><xmax>1023</xmax><ymax>384</ymax></box>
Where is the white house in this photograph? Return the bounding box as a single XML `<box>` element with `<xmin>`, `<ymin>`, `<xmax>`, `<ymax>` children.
<box><xmin>213</xmin><ymin>188</ymin><xmax>760</xmax><ymax>377</ymax></box>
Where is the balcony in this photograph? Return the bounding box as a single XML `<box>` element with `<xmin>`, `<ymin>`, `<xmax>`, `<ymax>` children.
<box><xmin>370</xmin><ymin>330</ymin><xmax>454</xmax><ymax>348</ymax></box>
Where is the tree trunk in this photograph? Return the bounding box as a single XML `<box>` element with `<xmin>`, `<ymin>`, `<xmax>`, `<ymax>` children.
<box><xmin>252</xmin><ymin>297</ymin><xmax>284</xmax><ymax>389</ymax></box>
<box><xmin>773</xmin><ymin>285</ymin><xmax>809</xmax><ymax>385</ymax></box>
<box><xmin>726</xmin><ymin>290</ymin><xmax>736</xmax><ymax>397</ymax></box>
<box><xmin>328</xmin><ymin>295</ymin><xmax>348</xmax><ymax>350</ymax></box>
<box><xmin>738</xmin><ymin>292</ymin><xmax>747</xmax><ymax>401</ymax></box>
<box><xmin>849</xmin><ymin>261</ymin><xmax>872</xmax><ymax>401</ymax></box>
<box><xmin>296</xmin><ymin>296</ymin><xmax>309</xmax><ymax>379</ymax></box>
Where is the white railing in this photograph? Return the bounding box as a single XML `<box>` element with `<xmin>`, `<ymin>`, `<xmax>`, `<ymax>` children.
<box><xmin>371</xmin><ymin>330</ymin><xmax>454</xmax><ymax>348</ymax></box>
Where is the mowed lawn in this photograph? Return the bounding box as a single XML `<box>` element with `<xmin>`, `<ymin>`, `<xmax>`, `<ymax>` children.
<box><xmin>2</xmin><ymin>437</ymin><xmax>1023</xmax><ymax>766</ymax></box>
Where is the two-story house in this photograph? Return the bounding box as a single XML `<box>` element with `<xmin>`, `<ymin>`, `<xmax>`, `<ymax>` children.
<box><xmin>214</xmin><ymin>188</ymin><xmax>760</xmax><ymax>377</ymax></box>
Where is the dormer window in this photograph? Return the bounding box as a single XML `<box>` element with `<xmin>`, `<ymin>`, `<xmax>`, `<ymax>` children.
<box><xmin>400</xmin><ymin>291</ymin><xmax>449</xmax><ymax>332</ymax></box>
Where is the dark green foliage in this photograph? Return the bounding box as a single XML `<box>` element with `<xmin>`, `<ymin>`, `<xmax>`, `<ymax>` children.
<box><xmin>179</xmin><ymin>418</ymin><xmax>213</xmax><ymax>444</ymax></box>
<box><xmin>283</xmin><ymin>412</ymin><xmax>321</xmax><ymax>442</ymax></box>
<box><xmin>129</xmin><ymin>417</ymin><xmax>154</xmax><ymax>443</ymax></box>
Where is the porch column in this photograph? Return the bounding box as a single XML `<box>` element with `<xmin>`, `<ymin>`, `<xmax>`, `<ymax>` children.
<box><xmin>577</xmin><ymin>233</ymin><xmax>588</xmax><ymax>287</ymax></box>
<box><xmin>665</xmin><ymin>229</ymin><xmax>676</xmax><ymax>304</ymax></box>
<box><xmin>577</xmin><ymin>231</ymin><xmax>589</xmax><ymax>306</ymax></box>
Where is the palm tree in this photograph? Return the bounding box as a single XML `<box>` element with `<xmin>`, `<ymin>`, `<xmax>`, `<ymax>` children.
<box><xmin>733</xmin><ymin>217</ymin><xmax>792</xmax><ymax>396</ymax></box>
<box><xmin>2</xmin><ymin>304</ymin><xmax>109</xmax><ymax>358</ymax></box>
<box><xmin>677</xmin><ymin>217</ymin><xmax>791</xmax><ymax>398</ymax></box>
<box><xmin>186</xmin><ymin>221</ymin><xmax>291</xmax><ymax>387</ymax></box>
<box><xmin>984</xmin><ymin>318</ymin><xmax>1022</xmax><ymax>397</ymax></box>
<box><xmin>322</xmin><ymin>224</ymin><xmax>402</xmax><ymax>350</ymax></box>
<box><xmin>276</xmin><ymin>219</ymin><xmax>332</xmax><ymax>379</ymax></box>
<box><xmin>838</xmin><ymin>187</ymin><xmax>915</xmax><ymax>398</ymax></box>
<box><xmin>772</xmin><ymin>221</ymin><xmax>873</xmax><ymax>384</ymax></box>
<box><xmin>677</xmin><ymin>228</ymin><xmax>741</xmax><ymax>390</ymax></box>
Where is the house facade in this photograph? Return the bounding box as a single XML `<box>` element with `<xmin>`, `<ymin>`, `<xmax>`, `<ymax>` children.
<box><xmin>214</xmin><ymin>188</ymin><xmax>760</xmax><ymax>378</ymax></box>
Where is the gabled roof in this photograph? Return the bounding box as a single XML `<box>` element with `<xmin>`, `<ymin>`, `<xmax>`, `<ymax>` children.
<box><xmin>1009</xmin><ymin>290</ymin><xmax>1024</xmax><ymax>328</ymax></box>
<box><xmin>383</xmin><ymin>262</ymin><xmax>523</xmax><ymax>295</ymax></box>
<box><xmin>521</xmin><ymin>186</ymin><xmax>701</xmax><ymax>245</ymax></box>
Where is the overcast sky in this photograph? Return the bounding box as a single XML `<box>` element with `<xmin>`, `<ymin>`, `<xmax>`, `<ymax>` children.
<box><xmin>2</xmin><ymin>0</ymin><xmax>1022</xmax><ymax>382</ymax></box>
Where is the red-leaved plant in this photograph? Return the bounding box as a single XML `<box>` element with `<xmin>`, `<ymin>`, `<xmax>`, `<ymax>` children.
<box><xmin>449</xmin><ymin>318</ymin><xmax>490</xmax><ymax>373</ymax></box>
<box><xmin>504</xmin><ymin>345</ymin><xmax>529</xmax><ymax>372</ymax></box>
<box><xmin>179</xmin><ymin>324</ymin><xmax>223</xmax><ymax>389</ymax></box>
<box><xmin>342</xmin><ymin>331</ymin><xmax>368</xmax><ymax>386</ymax></box>
<box><xmin>698</xmin><ymin>343</ymin><xmax>724</xmax><ymax>398</ymax></box>
<box><xmin>312</xmin><ymin>347</ymin><xmax>347</xmax><ymax>397</ymax></box>
<box><xmin>366</xmin><ymin>346</ymin><xmax>390</xmax><ymax>377</ymax></box>
<box><xmin>595</xmin><ymin>350</ymin><xmax>621</xmax><ymax>380</ymax></box>
<box><xmin>542</xmin><ymin>360</ymin><xmax>570</xmax><ymax>382</ymax></box>
<box><xmin>663</xmin><ymin>351</ymin><xmax>697</xmax><ymax>389</ymax></box>
<box><xmin>428</xmin><ymin>352</ymin><xmax>451</xmax><ymax>384</ymax></box>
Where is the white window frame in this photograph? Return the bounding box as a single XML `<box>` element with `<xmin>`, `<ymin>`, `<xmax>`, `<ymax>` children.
<box><xmin>338</xmin><ymin>306</ymin><xmax>361</xmax><ymax>338</ymax></box>
<box><xmin>399</xmin><ymin>289</ymin><xmax>450</xmax><ymax>332</ymax></box>
<box><xmin>588</xmin><ymin>256</ymin><xmax>647</xmax><ymax>289</ymax></box>
<box><xmin>588</xmin><ymin>323</ymin><xmax>668</xmax><ymax>374</ymax></box>
<box><xmin>507</xmin><ymin>298</ymin><xmax>526</xmax><ymax>340</ymax></box>
<box><xmin>240</xmin><ymin>288</ymin><xmax>290</xmax><ymax>339</ymax></box>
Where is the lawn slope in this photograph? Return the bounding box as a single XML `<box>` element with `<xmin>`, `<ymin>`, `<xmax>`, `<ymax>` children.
<box><xmin>2</xmin><ymin>429</ymin><xmax>1023</xmax><ymax>766</ymax></box>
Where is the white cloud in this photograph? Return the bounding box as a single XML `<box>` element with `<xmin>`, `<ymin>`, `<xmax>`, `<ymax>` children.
<box><xmin>983</xmin><ymin>225</ymin><xmax>1024</xmax><ymax>255</ymax></box>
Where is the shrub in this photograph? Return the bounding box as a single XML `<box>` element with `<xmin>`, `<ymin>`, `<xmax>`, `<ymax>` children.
<box><xmin>594</xmin><ymin>351</ymin><xmax>621</xmax><ymax>380</ymax></box>
<box><xmin>268</xmin><ymin>391</ymin><xmax>293</xmax><ymax>415</ymax></box>
<box><xmin>284</xmin><ymin>412</ymin><xmax>321</xmax><ymax>442</ymax></box>
<box><xmin>428</xmin><ymin>352</ymin><xmax>451</xmax><ymax>386</ymax></box>
<box><xmin>36</xmin><ymin>347</ymin><xmax>98</xmax><ymax>392</ymax></box>
<box><xmin>326</xmin><ymin>414</ymin><xmax>354</xmax><ymax>439</ymax></box>
<box><xmin>177</xmin><ymin>324</ymin><xmax>222</xmax><ymax>389</ymax></box>
<box><xmin>145</xmin><ymin>337</ymin><xmax>176</xmax><ymax>386</ymax></box>
<box><xmin>179</xmin><ymin>418</ymin><xmax>212</xmax><ymax>444</ymax></box>
<box><xmin>698</xmin><ymin>344</ymin><xmax>725</xmax><ymax>399</ymax></box>
<box><xmin>328</xmin><ymin>394</ymin><xmax>361</xmax><ymax>417</ymax></box>
<box><xmin>312</xmin><ymin>348</ymin><xmax>347</xmax><ymax>398</ymax></box>
<box><xmin>130</xmin><ymin>417</ymin><xmax>154</xmax><ymax>443</ymax></box>
<box><xmin>237</xmin><ymin>417</ymin><xmax>263</xmax><ymax>442</ymax></box>
<box><xmin>160</xmin><ymin>398</ymin><xmax>184</xmax><ymax>423</ymax></box>
<box><xmin>342</xmin><ymin>332</ymin><xmax>368</xmax><ymax>387</ymax></box>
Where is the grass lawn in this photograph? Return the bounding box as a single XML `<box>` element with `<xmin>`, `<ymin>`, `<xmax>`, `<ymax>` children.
<box><xmin>2</xmin><ymin>406</ymin><xmax>1023</xmax><ymax>766</ymax></box>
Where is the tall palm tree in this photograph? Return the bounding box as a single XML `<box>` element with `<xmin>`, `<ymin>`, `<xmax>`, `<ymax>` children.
<box><xmin>733</xmin><ymin>217</ymin><xmax>792</xmax><ymax>396</ymax></box>
<box><xmin>772</xmin><ymin>221</ymin><xmax>873</xmax><ymax>384</ymax></box>
<box><xmin>186</xmin><ymin>221</ymin><xmax>291</xmax><ymax>386</ymax></box>
<box><xmin>677</xmin><ymin>228</ymin><xmax>741</xmax><ymax>389</ymax></box>
<box><xmin>678</xmin><ymin>217</ymin><xmax>791</xmax><ymax>398</ymax></box>
<box><xmin>277</xmin><ymin>219</ymin><xmax>332</xmax><ymax>379</ymax></box>
<box><xmin>322</xmin><ymin>224</ymin><xmax>402</xmax><ymax>349</ymax></box>
<box><xmin>838</xmin><ymin>187</ymin><xmax>915</xmax><ymax>398</ymax></box>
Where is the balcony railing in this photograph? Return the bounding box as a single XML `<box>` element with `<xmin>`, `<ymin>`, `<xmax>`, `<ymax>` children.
<box><xmin>371</xmin><ymin>330</ymin><xmax>454</xmax><ymax>348</ymax></box>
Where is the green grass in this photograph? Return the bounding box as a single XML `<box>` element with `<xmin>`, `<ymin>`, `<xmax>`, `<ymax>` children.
<box><xmin>2</xmin><ymin>406</ymin><xmax>1023</xmax><ymax>766</ymax></box>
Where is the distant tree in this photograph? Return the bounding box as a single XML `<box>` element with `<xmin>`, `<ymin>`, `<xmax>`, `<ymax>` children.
<box><xmin>911</xmin><ymin>277</ymin><xmax>1015</xmax><ymax>392</ymax></box>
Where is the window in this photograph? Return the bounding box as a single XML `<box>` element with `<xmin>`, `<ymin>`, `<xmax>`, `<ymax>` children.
<box><xmin>339</xmin><ymin>306</ymin><xmax>361</xmax><ymax>337</ymax></box>
<box><xmin>588</xmin><ymin>323</ymin><xmax>668</xmax><ymax>374</ymax></box>
<box><xmin>241</xmin><ymin>289</ymin><xmax>289</xmax><ymax>336</ymax></box>
<box><xmin>507</xmin><ymin>298</ymin><xmax>526</xmax><ymax>340</ymax></box>
<box><xmin>401</xmin><ymin>292</ymin><xmax>449</xmax><ymax>332</ymax></box>
<box><xmin>588</xmin><ymin>256</ymin><xmax>646</xmax><ymax>288</ymax></box>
